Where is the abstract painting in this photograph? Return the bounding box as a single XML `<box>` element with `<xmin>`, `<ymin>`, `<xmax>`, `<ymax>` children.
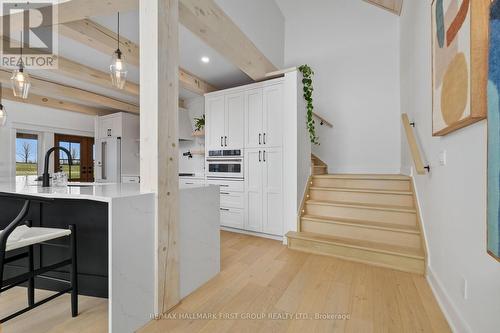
<box><xmin>431</xmin><ymin>0</ymin><xmax>488</xmax><ymax>136</ymax></box>
<box><xmin>488</xmin><ymin>0</ymin><xmax>500</xmax><ymax>261</ymax></box>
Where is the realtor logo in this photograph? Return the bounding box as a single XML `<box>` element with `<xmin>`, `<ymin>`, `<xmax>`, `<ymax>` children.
<box><xmin>0</xmin><ymin>0</ymin><xmax>58</xmax><ymax>69</ymax></box>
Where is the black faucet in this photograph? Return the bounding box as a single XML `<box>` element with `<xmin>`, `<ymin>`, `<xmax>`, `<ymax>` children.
<box><xmin>42</xmin><ymin>146</ymin><xmax>73</xmax><ymax>187</ymax></box>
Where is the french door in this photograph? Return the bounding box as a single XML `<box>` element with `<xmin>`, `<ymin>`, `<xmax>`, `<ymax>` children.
<box><xmin>54</xmin><ymin>134</ymin><xmax>94</xmax><ymax>182</ymax></box>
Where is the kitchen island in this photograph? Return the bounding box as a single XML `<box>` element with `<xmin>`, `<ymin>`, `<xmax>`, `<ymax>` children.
<box><xmin>0</xmin><ymin>180</ymin><xmax>220</xmax><ymax>333</ymax></box>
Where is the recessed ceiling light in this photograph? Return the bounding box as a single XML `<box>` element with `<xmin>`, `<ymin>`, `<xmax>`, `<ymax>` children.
<box><xmin>201</xmin><ymin>56</ymin><xmax>210</xmax><ymax>63</ymax></box>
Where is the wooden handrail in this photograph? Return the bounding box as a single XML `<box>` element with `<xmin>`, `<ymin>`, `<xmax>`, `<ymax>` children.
<box><xmin>401</xmin><ymin>113</ymin><xmax>428</xmax><ymax>175</ymax></box>
<box><xmin>313</xmin><ymin>112</ymin><xmax>333</xmax><ymax>128</ymax></box>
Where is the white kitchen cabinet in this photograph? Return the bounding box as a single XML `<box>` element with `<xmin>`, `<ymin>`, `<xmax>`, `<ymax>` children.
<box><xmin>263</xmin><ymin>84</ymin><xmax>284</xmax><ymax>148</ymax></box>
<box><xmin>206</xmin><ymin>96</ymin><xmax>226</xmax><ymax>149</ymax></box>
<box><xmin>225</xmin><ymin>92</ymin><xmax>245</xmax><ymax>149</ymax></box>
<box><xmin>180</xmin><ymin>178</ymin><xmax>206</xmax><ymax>189</ymax></box>
<box><xmin>206</xmin><ymin>179</ymin><xmax>245</xmax><ymax>229</ymax></box>
<box><xmin>262</xmin><ymin>148</ymin><xmax>283</xmax><ymax>235</ymax></box>
<box><xmin>97</xmin><ymin>112</ymin><xmax>139</xmax><ymax>139</ymax></box>
<box><xmin>245</xmin><ymin>84</ymin><xmax>283</xmax><ymax>149</ymax></box>
<box><xmin>99</xmin><ymin>116</ymin><xmax>121</xmax><ymax>138</ymax></box>
<box><xmin>245</xmin><ymin>149</ymin><xmax>263</xmax><ymax>232</ymax></box>
<box><xmin>220</xmin><ymin>208</ymin><xmax>244</xmax><ymax>229</ymax></box>
<box><xmin>244</xmin><ymin>148</ymin><xmax>283</xmax><ymax>236</ymax></box>
<box><xmin>245</xmin><ymin>89</ymin><xmax>264</xmax><ymax>148</ymax></box>
<box><xmin>206</xmin><ymin>93</ymin><xmax>245</xmax><ymax>150</ymax></box>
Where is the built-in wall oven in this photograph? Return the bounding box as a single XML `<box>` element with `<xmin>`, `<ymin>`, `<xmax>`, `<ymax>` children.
<box><xmin>206</xmin><ymin>149</ymin><xmax>244</xmax><ymax>179</ymax></box>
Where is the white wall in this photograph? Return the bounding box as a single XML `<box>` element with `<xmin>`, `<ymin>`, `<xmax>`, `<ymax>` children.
<box><xmin>0</xmin><ymin>101</ymin><xmax>95</xmax><ymax>182</ymax></box>
<box><xmin>179</xmin><ymin>96</ymin><xmax>205</xmax><ymax>175</ymax></box>
<box><xmin>400</xmin><ymin>1</ymin><xmax>500</xmax><ymax>332</ymax></box>
<box><xmin>216</xmin><ymin>0</ymin><xmax>285</xmax><ymax>69</ymax></box>
<box><xmin>276</xmin><ymin>0</ymin><xmax>401</xmax><ymax>173</ymax></box>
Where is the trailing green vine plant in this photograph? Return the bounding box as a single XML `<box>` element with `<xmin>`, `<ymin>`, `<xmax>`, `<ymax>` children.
<box><xmin>298</xmin><ymin>64</ymin><xmax>319</xmax><ymax>145</ymax></box>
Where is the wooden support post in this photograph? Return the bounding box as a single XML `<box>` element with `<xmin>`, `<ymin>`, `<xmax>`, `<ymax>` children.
<box><xmin>140</xmin><ymin>0</ymin><xmax>180</xmax><ymax>314</ymax></box>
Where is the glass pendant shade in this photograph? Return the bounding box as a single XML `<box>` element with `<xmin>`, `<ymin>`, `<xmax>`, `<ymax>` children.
<box><xmin>110</xmin><ymin>50</ymin><xmax>127</xmax><ymax>89</ymax></box>
<box><xmin>0</xmin><ymin>105</ymin><xmax>6</xmax><ymax>127</ymax></box>
<box><xmin>11</xmin><ymin>68</ymin><xmax>31</xmax><ymax>99</ymax></box>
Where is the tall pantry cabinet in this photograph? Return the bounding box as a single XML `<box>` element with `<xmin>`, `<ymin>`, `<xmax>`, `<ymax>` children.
<box><xmin>205</xmin><ymin>79</ymin><xmax>284</xmax><ymax>237</ymax></box>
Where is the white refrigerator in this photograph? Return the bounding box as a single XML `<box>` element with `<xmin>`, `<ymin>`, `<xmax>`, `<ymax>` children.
<box><xmin>95</xmin><ymin>137</ymin><xmax>140</xmax><ymax>183</ymax></box>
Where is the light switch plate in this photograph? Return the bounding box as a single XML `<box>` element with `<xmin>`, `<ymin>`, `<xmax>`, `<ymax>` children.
<box><xmin>439</xmin><ymin>150</ymin><xmax>447</xmax><ymax>166</ymax></box>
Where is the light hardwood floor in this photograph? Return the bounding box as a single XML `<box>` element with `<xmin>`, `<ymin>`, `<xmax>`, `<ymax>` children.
<box><xmin>141</xmin><ymin>231</ymin><xmax>450</xmax><ymax>333</ymax></box>
<box><xmin>0</xmin><ymin>231</ymin><xmax>450</xmax><ymax>333</ymax></box>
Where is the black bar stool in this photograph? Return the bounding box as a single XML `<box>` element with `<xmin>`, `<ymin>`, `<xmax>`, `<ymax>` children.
<box><xmin>0</xmin><ymin>193</ymin><xmax>78</xmax><ymax>323</ymax></box>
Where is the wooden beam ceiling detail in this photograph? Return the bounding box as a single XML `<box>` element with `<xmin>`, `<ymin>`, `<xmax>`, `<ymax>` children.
<box><xmin>178</xmin><ymin>0</ymin><xmax>278</xmax><ymax>81</ymax></box>
<box><xmin>0</xmin><ymin>69</ymin><xmax>139</xmax><ymax>113</ymax></box>
<box><xmin>59</xmin><ymin>19</ymin><xmax>217</xmax><ymax>95</ymax></box>
<box><xmin>1</xmin><ymin>88</ymin><xmax>112</xmax><ymax>116</ymax></box>
<box><xmin>363</xmin><ymin>0</ymin><xmax>403</xmax><ymax>15</ymax></box>
<box><xmin>2</xmin><ymin>0</ymin><xmax>139</xmax><ymax>33</ymax></box>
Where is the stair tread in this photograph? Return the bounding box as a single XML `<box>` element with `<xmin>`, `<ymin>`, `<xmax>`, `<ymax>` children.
<box><xmin>313</xmin><ymin>174</ymin><xmax>410</xmax><ymax>181</ymax></box>
<box><xmin>301</xmin><ymin>214</ymin><xmax>420</xmax><ymax>233</ymax></box>
<box><xmin>306</xmin><ymin>200</ymin><xmax>417</xmax><ymax>213</ymax></box>
<box><xmin>309</xmin><ymin>186</ymin><xmax>412</xmax><ymax>195</ymax></box>
<box><xmin>287</xmin><ymin>231</ymin><xmax>425</xmax><ymax>259</ymax></box>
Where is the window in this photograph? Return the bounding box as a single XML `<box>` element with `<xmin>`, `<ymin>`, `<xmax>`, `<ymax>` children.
<box><xmin>54</xmin><ymin>134</ymin><xmax>95</xmax><ymax>182</ymax></box>
<box><xmin>16</xmin><ymin>132</ymin><xmax>39</xmax><ymax>177</ymax></box>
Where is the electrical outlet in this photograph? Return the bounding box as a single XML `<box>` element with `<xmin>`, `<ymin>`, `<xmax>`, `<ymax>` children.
<box><xmin>439</xmin><ymin>150</ymin><xmax>447</xmax><ymax>166</ymax></box>
<box><xmin>462</xmin><ymin>277</ymin><xmax>468</xmax><ymax>300</ymax></box>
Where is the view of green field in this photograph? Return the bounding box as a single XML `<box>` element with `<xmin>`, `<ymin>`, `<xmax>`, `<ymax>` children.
<box><xmin>16</xmin><ymin>163</ymin><xmax>81</xmax><ymax>179</ymax></box>
<box><xmin>16</xmin><ymin>163</ymin><xmax>38</xmax><ymax>176</ymax></box>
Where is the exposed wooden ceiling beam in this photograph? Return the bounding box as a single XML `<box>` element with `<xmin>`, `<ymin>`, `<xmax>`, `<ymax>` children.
<box><xmin>59</xmin><ymin>19</ymin><xmax>217</xmax><ymax>95</ymax></box>
<box><xmin>178</xmin><ymin>0</ymin><xmax>278</xmax><ymax>81</ymax></box>
<box><xmin>2</xmin><ymin>0</ymin><xmax>138</xmax><ymax>32</ymax></box>
<box><xmin>2</xmin><ymin>88</ymin><xmax>112</xmax><ymax>116</ymax></box>
<box><xmin>0</xmin><ymin>68</ymin><xmax>139</xmax><ymax>113</ymax></box>
<box><xmin>56</xmin><ymin>56</ymin><xmax>140</xmax><ymax>97</ymax></box>
<box><xmin>1</xmin><ymin>36</ymin><xmax>140</xmax><ymax>98</ymax></box>
<box><xmin>363</xmin><ymin>0</ymin><xmax>403</xmax><ymax>15</ymax></box>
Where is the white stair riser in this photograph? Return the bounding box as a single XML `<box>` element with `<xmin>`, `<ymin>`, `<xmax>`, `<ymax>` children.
<box><xmin>301</xmin><ymin>219</ymin><xmax>421</xmax><ymax>249</ymax></box>
<box><xmin>309</xmin><ymin>189</ymin><xmax>414</xmax><ymax>207</ymax></box>
<box><xmin>288</xmin><ymin>237</ymin><xmax>425</xmax><ymax>274</ymax></box>
<box><xmin>305</xmin><ymin>203</ymin><xmax>417</xmax><ymax>227</ymax></box>
<box><xmin>312</xmin><ymin>178</ymin><xmax>411</xmax><ymax>191</ymax></box>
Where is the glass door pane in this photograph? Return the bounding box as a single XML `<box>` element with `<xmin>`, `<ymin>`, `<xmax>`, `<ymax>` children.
<box><xmin>54</xmin><ymin>134</ymin><xmax>94</xmax><ymax>182</ymax></box>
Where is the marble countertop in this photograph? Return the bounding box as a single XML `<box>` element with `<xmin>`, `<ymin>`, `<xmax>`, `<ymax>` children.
<box><xmin>0</xmin><ymin>180</ymin><xmax>153</xmax><ymax>203</ymax></box>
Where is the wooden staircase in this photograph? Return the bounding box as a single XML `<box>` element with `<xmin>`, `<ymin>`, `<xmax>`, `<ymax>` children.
<box><xmin>311</xmin><ymin>154</ymin><xmax>328</xmax><ymax>175</ymax></box>
<box><xmin>287</xmin><ymin>173</ymin><xmax>426</xmax><ymax>274</ymax></box>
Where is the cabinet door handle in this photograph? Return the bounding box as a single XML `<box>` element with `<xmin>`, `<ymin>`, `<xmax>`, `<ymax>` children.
<box><xmin>221</xmin><ymin>192</ymin><xmax>230</xmax><ymax>195</ymax></box>
<box><xmin>263</xmin><ymin>133</ymin><xmax>266</xmax><ymax>145</ymax></box>
<box><xmin>263</xmin><ymin>150</ymin><xmax>266</xmax><ymax>162</ymax></box>
<box><xmin>220</xmin><ymin>208</ymin><xmax>230</xmax><ymax>211</ymax></box>
<box><xmin>221</xmin><ymin>136</ymin><xmax>223</xmax><ymax>147</ymax></box>
<box><xmin>224</xmin><ymin>136</ymin><xmax>227</xmax><ymax>146</ymax></box>
<box><xmin>259</xmin><ymin>133</ymin><xmax>261</xmax><ymax>145</ymax></box>
<box><xmin>259</xmin><ymin>150</ymin><xmax>262</xmax><ymax>162</ymax></box>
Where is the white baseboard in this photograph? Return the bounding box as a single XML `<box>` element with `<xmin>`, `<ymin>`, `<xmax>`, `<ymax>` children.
<box><xmin>426</xmin><ymin>267</ymin><xmax>472</xmax><ymax>333</ymax></box>
<box><xmin>220</xmin><ymin>226</ymin><xmax>284</xmax><ymax>242</ymax></box>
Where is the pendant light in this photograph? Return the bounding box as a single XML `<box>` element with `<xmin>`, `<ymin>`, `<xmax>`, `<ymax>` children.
<box><xmin>0</xmin><ymin>84</ymin><xmax>6</xmax><ymax>127</ymax></box>
<box><xmin>11</xmin><ymin>32</ymin><xmax>31</xmax><ymax>99</ymax></box>
<box><xmin>110</xmin><ymin>12</ymin><xmax>128</xmax><ymax>89</ymax></box>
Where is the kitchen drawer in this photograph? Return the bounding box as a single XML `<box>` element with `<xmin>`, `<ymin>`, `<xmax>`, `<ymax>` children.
<box><xmin>122</xmin><ymin>176</ymin><xmax>140</xmax><ymax>183</ymax></box>
<box><xmin>220</xmin><ymin>207</ymin><xmax>244</xmax><ymax>229</ymax></box>
<box><xmin>207</xmin><ymin>179</ymin><xmax>244</xmax><ymax>193</ymax></box>
<box><xmin>180</xmin><ymin>178</ymin><xmax>205</xmax><ymax>189</ymax></box>
<box><xmin>220</xmin><ymin>191</ymin><xmax>244</xmax><ymax>209</ymax></box>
